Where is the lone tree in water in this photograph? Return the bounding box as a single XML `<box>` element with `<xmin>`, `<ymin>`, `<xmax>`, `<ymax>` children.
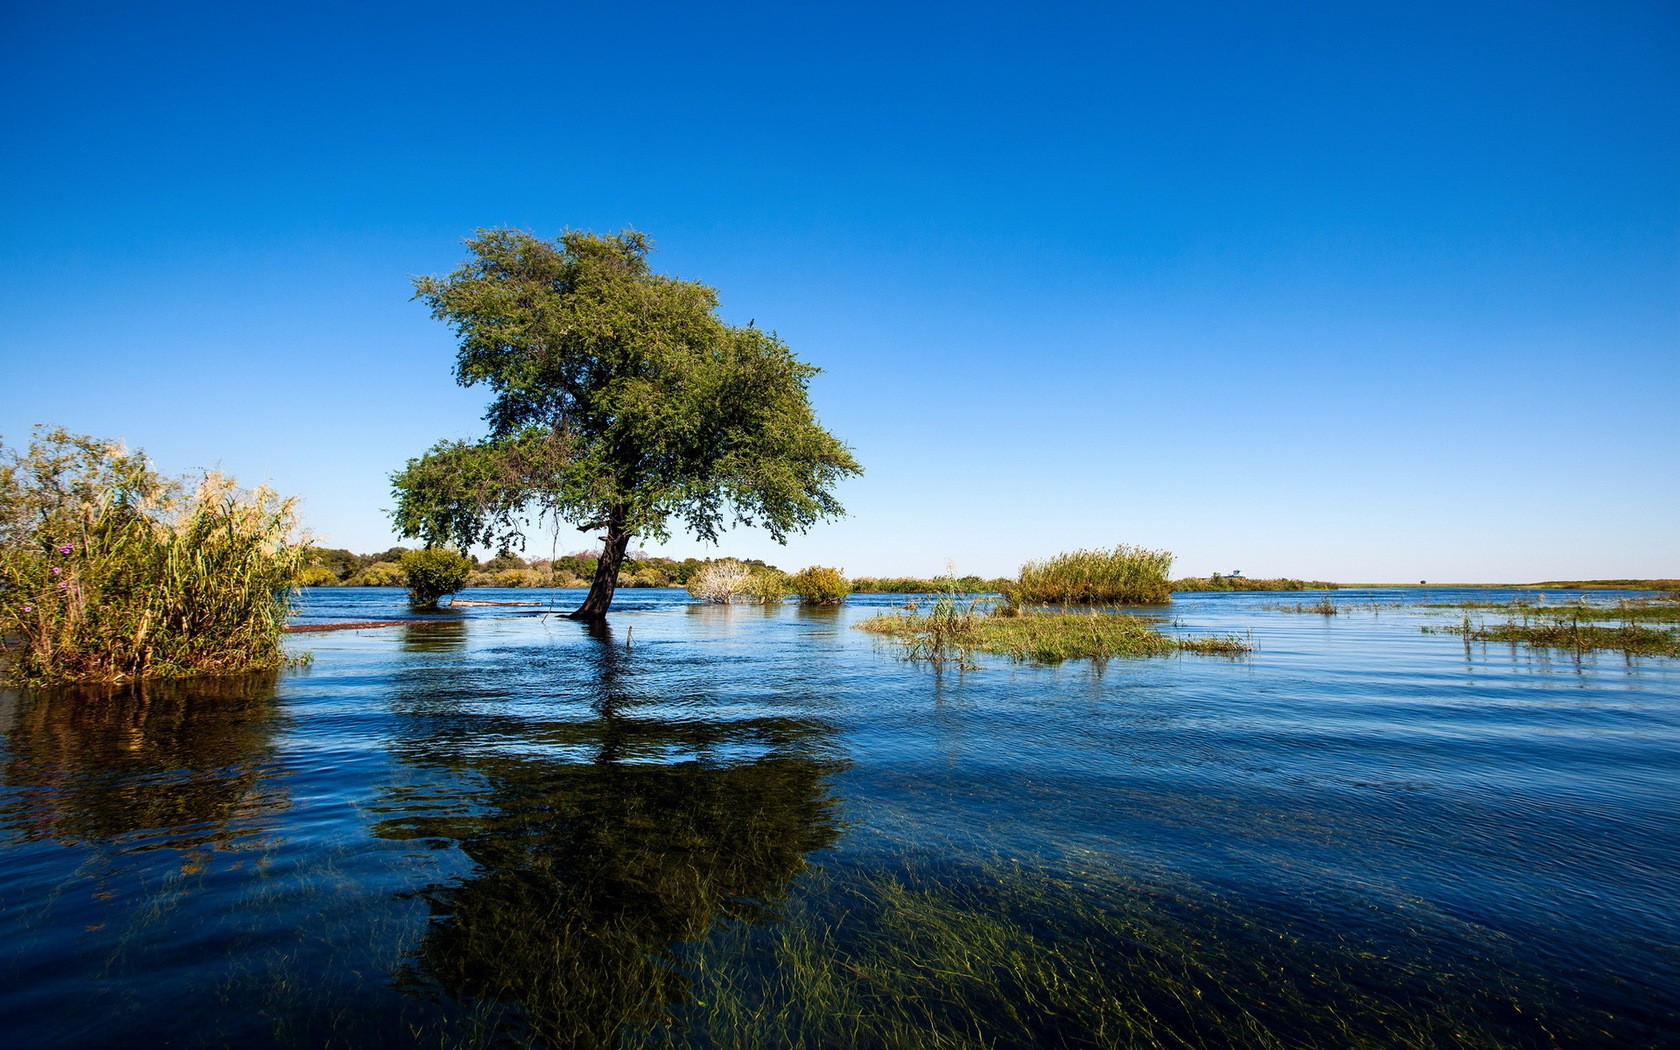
<box><xmin>392</xmin><ymin>228</ymin><xmax>861</xmax><ymax>620</ymax></box>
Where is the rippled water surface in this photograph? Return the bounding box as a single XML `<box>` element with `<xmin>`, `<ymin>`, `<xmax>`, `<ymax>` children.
<box><xmin>2</xmin><ymin>588</ymin><xmax>1676</xmax><ymax>1047</ymax></box>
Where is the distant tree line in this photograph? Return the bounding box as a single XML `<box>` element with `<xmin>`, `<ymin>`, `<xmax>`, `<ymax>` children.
<box><xmin>296</xmin><ymin>550</ymin><xmax>1343</xmax><ymax>597</ymax></box>
<box><xmin>1170</xmin><ymin>575</ymin><xmax>1340</xmax><ymax>592</ymax></box>
<box><xmin>295</xmin><ymin>547</ymin><xmax>784</xmax><ymax>590</ymax></box>
<box><xmin>850</xmin><ymin>576</ymin><xmax>1013</xmax><ymax>594</ymax></box>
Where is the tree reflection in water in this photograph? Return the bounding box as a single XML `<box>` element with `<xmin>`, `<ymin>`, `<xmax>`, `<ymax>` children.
<box><xmin>0</xmin><ymin>671</ymin><xmax>287</xmax><ymax>852</ymax></box>
<box><xmin>374</xmin><ymin>617</ymin><xmax>847</xmax><ymax>1047</ymax></box>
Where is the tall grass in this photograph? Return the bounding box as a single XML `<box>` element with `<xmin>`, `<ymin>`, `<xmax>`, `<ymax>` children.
<box><xmin>1</xmin><ymin>428</ymin><xmax>306</xmax><ymax>684</ymax></box>
<box><xmin>1010</xmin><ymin>544</ymin><xmax>1173</xmax><ymax>606</ymax></box>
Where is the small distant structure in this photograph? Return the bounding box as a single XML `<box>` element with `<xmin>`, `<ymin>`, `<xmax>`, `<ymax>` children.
<box><xmin>1229</xmin><ymin>570</ymin><xmax>1243</xmax><ymax>579</ymax></box>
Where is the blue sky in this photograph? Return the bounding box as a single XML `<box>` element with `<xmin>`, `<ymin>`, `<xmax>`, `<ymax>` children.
<box><xmin>2</xmin><ymin>1</ymin><xmax>1675</xmax><ymax>581</ymax></box>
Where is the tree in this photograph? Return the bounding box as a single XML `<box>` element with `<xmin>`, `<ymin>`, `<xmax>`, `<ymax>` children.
<box><xmin>392</xmin><ymin>229</ymin><xmax>861</xmax><ymax>619</ymax></box>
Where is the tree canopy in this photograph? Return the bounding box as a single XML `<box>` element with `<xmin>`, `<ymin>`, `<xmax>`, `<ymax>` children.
<box><xmin>392</xmin><ymin>229</ymin><xmax>861</xmax><ymax>618</ymax></box>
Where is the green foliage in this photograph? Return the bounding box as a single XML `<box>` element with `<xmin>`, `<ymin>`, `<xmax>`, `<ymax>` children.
<box><xmin>295</xmin><ymin>565</ymin><xmax>340</xmax><ymax>587</ymax></box>
<box><xmin>790</xmin><ymin>566</ymin><xmax>850</xmax><ymax>605</ymax></box>
<box><xmin>1009</xmin><ymin>545</ymin><xmax>1173</xmax><ymax>606</ymax></box>
<box><xmin>0</xmin><ymin>427</ymin><xmax>305</xmax><ymax>684</ymax></box>
<box><xmin>400</xmin><ymin>547</ymin><xmax>473</xmax><ymax>608</ymax></box>
<box><xmin>747</xmin><ymin>569</ymin><xmax>790</xmax><ymax>605</ymax></box>
<box><xmin>392</xmin><ymin>228</ymin><xmax>861</xmax><ymax>618</ymax></box>
<box><xmin>346</xmin><ymin>561</ymin><xmax>406</xmax><ymax>587</ymax></box>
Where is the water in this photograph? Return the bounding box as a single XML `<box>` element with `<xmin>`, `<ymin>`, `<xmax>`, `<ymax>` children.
<box><xmin>1</xmin><ymin>587</ymin><xmax>1676</xmax><ymax>1047</ymax></box>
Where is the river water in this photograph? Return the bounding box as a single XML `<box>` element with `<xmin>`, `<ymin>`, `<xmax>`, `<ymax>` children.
<box><xmin>1</xmin><ymin>587</ymin><xmax>1675</xmax><ymax>1047</ymax></box>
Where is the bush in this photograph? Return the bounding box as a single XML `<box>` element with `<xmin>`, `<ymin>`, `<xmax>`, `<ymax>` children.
<box><xmin>400</xmin><ymin>547</ymin><xmax>473</xmax><ymax>608</ymax></box>
<box><xmin>1009</xmin><ymin>545</ymin><xmax>1173</xmax><ymax>606</ymax></box>
<box><xmin>687</xmin><ymin>559</ymin><xmax>753</xmax><ymax>603</ymax></box>
<box><xmin>0</xmin><ymin>427</ymin><xmax>306</xmax><ymax>684</ymax></box>
<box><xmin>748</xmin><ymin>569</ymin><xmax>790</xmax><ymax>605</ymax></box>
<box><xmin>790</xmin><ymin>566</ymin><xmax>850</xmax><ymax>605</ymax></box>
<box><xmin>494</xmin><ymin>568</ymin><xmax>543</xmax><ymax>588</ymax></box>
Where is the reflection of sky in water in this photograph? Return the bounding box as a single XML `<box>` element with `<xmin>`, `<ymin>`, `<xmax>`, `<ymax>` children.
<box><xmin>0</xmin><ymin>586</ymin><xmax>1675</xmax><ymax>1046</ymax></box>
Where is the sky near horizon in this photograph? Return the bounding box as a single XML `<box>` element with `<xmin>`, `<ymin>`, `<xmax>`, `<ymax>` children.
<box><xmin>1</xmin><ymin>1</ymin><xmax>1675</xmax><ymax>582</ymax></box>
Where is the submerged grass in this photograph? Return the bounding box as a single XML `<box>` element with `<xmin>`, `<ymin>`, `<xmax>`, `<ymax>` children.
<box><xmin>858</xmin><ymin>603</ymin><xmax>1252</xmax><ymax>665</ymax></box>
<box><xmin>1269</xmin><ymin>596</ymin><xmax>1340</xmax><ymax>615</ymax></box>
<box><xmin>622</xmin><ymin>855</ymin><xmax>1574</xmax><ymax>1050</ymax></box>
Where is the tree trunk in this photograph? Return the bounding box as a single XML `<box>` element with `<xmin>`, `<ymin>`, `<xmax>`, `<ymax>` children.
<box><xmin>571</xmin><ymin>518</ymin><xmax>630</xmax><ymax>620</ymax></box>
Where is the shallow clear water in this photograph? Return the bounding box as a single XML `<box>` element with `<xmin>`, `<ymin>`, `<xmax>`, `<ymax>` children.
<box><xmin>1</xmin><ymin>587</ymin><xmax>1676</xmax><ymax>1047</ymax></box>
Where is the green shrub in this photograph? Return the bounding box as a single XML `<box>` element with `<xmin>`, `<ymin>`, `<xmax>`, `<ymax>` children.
<box><xmin>748</xmin><ymin>569</ymin><xmax>790</xmax><ymax>605</ymax></box>
<box><xmin>0</xmin><ymin>427</ymin><xmax>306</xmax><ymax>684</ymax></box>
<box><xmin>400</xmin><ymin>547</ymin><xmax>473</xmax><ymax>608</ymax></box>
<box><xmin>790</xmin><ymin>566</ymin><xmax>850</xmax><ymax>605</ymax></box>
<box><xmin>295</xmin><ymin>565</ymin><xmax>340</xmax><ymax>587</ymax></box>
<box><xmin>494</xmin><ymin>567</ymin><xmax>543</xmax><ymax>588</ymax></box>
<box><xmin>1009</xmin><ymin>545</ymin><xmax>1173</xmax><ymax>606</ymax></box>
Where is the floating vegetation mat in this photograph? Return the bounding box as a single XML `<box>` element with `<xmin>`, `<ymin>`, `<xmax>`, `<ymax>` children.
<box><xmin>858</xmin><ymin>600</ymin><xmax>1251</xmax><ymax>666</ymax></box>
<box><xmin>1426</xmin><ymin>613</ymin><xmax>1680</xmax><ymax>657</ymax></box>
<box><xmin>1265</xmin><ymin>597</ymin><xmax>1341</xmax><ymax>615</ymax></box>
<box><xmin>1422</xmin><ymin>600</ymin><xmax>1680</xmax><ymax>623</ymax></box>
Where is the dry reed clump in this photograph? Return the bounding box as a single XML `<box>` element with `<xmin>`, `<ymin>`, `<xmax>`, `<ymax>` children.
<box><xmin>1009</xmin><ymin>545</ymin><xmax>1174</xmax><ymax>607</ymax></box>
<box><xmin>686</xmin><ymin>559</ymin><xmax>755</xmax><ymax>603</ymax></box>
<box><xmin>0</xmin><ymin>428</ymin><xmax>306</xmax><ymax>684</ymax></box>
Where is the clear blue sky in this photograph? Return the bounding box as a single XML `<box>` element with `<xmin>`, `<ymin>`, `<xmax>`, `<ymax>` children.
<box><xmin>2</xmin><ymin>1</ymin><xmax>1675</xmax><ymax>582</ymax></box>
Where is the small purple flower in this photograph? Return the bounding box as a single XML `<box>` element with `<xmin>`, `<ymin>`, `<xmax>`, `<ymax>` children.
<box><xmin>21</xmin><ymin>605</ymin><xmax>32</xmax><ymax>613</ymax></box>
<box><xmin>51</xmin><ymin>567</ymin><xmax>61</xmax><ymax>575</ymax></box>
<box><xmin>57</xmin><ymin>582</ymin><xmax>68</xmax><ymax>589</ymax></box>
<box><xmin>57</xmin><ymin>544</ymin><xmax>73</xmax><ymax>555</ymax></box>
